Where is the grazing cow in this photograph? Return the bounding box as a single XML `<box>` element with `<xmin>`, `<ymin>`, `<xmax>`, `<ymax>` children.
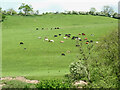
<box><xmin>96</xmin><ymin>41</ymin><xmax>98</xmax><ymax>44</ymax></box>
<box><xmin>20</xmin><ymin>42</ymin><xmax>24</xmax><ymax>44</ymax></box>
<box><xmin>79</xmin><ymin>39</ymin><xmax>82</xmax><ymax>41</ymax></box>
<box><xmin>64</xmin><ymin>37</ymin><xmax>68</xmax><ymax>39</ymax></box>
<box><xmin>50</xmin><ymin>40</ymin><xmax>54</xmax><ymax>42</ymax></box>
<box><xmin>72</xmin><ymin>36</ymin><xmax>75</xmax><ymax>40</ymax></box>
<box><xmin>75</xmin><ymin>37</ymin><xmax>78</xmax><ymax>39</ymax></box>
<box><xmin>60</xmin><ymin>41</ymin><xmax>64</xmax><ymax>43</ymax></box>
<box><xmin>59</xmin><ymin>34</ymin><xmax>61</xmax><ymax>36</ymax></box>
<box><xmin>44</xmin><ymin>38</ymin><xmax>49</xmax><ymax>41</ymax></box>
<box><xmin>72</xmin><ymin>37</ymin><xmax>74</xmax><ymax>40</ymax></box>
<box><xmin>79</xmin><ymin>33</ymin><xmax>81</xmax><ymax>35</ymax></box>
<box><xmin>90</xmin><ymin>40</ymin><xmax>93</xmax><ymax>43</ymax></box>
<box><xmin>82</xmin><ymin>33</ymin><xmax>85</xmax><ymax>35</ymax></box>
<box><xmin>57</xmin><ymin>27</ymin><xmax>60</xmax><ymax>29</ymax></box>
<box><xmin>61</xmin><ymin>53</ymin><xmax>65</xmax><ymax>56</ymax></box>
<box><xmin>78</xmin><ymin>38</ymin><xmax>81</xmax><ymax>40</ymax></box>
<box><xmin>86</xmin><ymin>41</ymin><xmax>89</xmax><ymax>42</ymax></box>
<box><xmin>85</xmin><ymin>38</ymin><xmax>87</xmax><ymax>40</ymax></box>
<box><xmin>67</xmin><ymin>35</ymin><xmax>70</xmax><ymax>38</ymax></box>
<box><xmin>38</xmin><ymin>37</ymin><xmax>42</xmax><ymax>39</ymax></box>
<box><xmin>65</xmin><ymin>34</ymin><xmax>68</xmax><ymax>36</ymax></box>
<box><xmin>36</xmin><ymin>28</ymin><xmax>39</xmax><ymax>30</ymax></box>
<box><xmin>54</xmin><ymin>35</ymin><xmax>57</xmax><ymax>37</ymax></box>
<box><xmin>86</xmin><ymin>42</ymin><xmax>89</xmax><ymax>44</ymax></box>
<box><xmin>76</xmin><ymin>45</ymin><xmax>80</xmax><ymax>47</ymax></box>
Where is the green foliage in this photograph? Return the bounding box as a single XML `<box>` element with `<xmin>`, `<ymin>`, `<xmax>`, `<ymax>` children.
<box><xmin>7</xmin><ymin>8</ymin><xmax>17</xmax><ymax>15</ymax></box>
<box><xmin>69</xmin><ymin>39</ymin><xmax>94</xmax><ymax>82</ymax></box>
<box><xmin>102</xmin><ymin>6</ymin><xmax>114</xmax><ymax>17</ymax></box>
<box><xmin>89</xmin><ymin>7</ymin><xmax>96</xmax><ymax>15</ymax></box>
<box><xmin>0</xmin><ymin>14</ymin><xmax>6</xmax><ymax>22</ymax></box>
<box><xmin>35</xmin><ymin>79</ymin><xmax>72</xmax><ymax>89</ymax></box>
<box><xmin>86</xmin><ymin>30</ymin><xmax>119</xmax><ymax>88</ymax></box>
<box><xmin>18</xmin><ymin>3</ymin><xmax>33</xmax><ymax>16</ymax></box>
<box><xmin>69</xmin><ymin>30</ymin><xmax>119</xmax><ymax>88</ymax></box>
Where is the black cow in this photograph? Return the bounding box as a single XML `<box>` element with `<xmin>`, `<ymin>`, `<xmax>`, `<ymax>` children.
<box><xmin>72</xmin><ymin>36</ymin><xmax>75</xmax><ymax>40</ymax></box>
<box><xmin>79</xmin><ymin>39</ymin><xmax>82</xmax><ymax>41</ymax></box>
<box><xmin>36</xmin><ymin>28</ymin><xmax>39</xmax><ymax>30</ymax></box>
<box><xmin>76</xmin><ymin>45</ymin><xmax>80</xmax><ymax>47</ymax></box>
<box><xmin>54</xmin><ymin>35</ymin><xmax>57</xmax><ymax>37</ymax></box>
<box><xmin>65</xmin><ymin>34</ymin><xmax>68</xmax><ymax>36</ymax></box>
<box><xmin>57</xmin><ymin>27</ymin><xmax>60</xmax><ymax>29</ymax></box>
<box><xmin>61</xmin><ymin>53</ymin><xmax>65</xmax><ymax>56</ymax></box>
<box><xmin>20</xmin><ymin>42</ymin><xmax>24</xmax><ymax>44</ymax></box>
<box><xmin>86</xmin><ymin>41</ymin><xmax>89</xmax><ymax>42</ymax></box>
<box><xmin>59</xmin><ymin>34</ymin><xmax>61</xmax><ymax>36</ymax></box>
<box><xmin>67</xmin><ymin>35</ymin><xmax>70</xmax><ymax>38</ymax></box>
<box><xmin>90</xmin><ymin>40</ymin><xmax>93</xmax><ymax>43</ymax></box>
<box><xmin>75</xmin><ymin>37</ymin><xmax>78</xmax><ymax>39</ymax></box>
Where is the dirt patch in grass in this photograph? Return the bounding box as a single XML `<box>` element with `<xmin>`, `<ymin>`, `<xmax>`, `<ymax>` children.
<box><xmin>1</xmin><ymin>76</ymin><xmax>39</xmax><ymax>84</ymax></box>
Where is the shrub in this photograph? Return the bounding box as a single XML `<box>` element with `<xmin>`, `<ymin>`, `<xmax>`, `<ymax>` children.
<box><xmin>86</xmin><ymin>30</ymin><xmax>120</xmax><ymax>88</ymax></box>
<box><xmin>35</xmin><ymin>79</ymin><xmax>72</xmax><ymax>89</ymax></box>
<box><xmin>69</xmin><ymin>39</ymin><xmax>94</xmax><ymax>82</ymax></box>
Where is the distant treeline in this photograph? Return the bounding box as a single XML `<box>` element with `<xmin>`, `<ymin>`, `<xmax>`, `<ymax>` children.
<box><xmin>0</xmin><ymin>3</ymin><xmax>119</xmax><ymax>22</ymax></box>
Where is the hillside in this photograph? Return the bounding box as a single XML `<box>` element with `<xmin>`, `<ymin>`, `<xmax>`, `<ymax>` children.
<box><xmin>2</xmin><ymin>14</ymin><xmax>118</xmax><ymax>80</ymax></box>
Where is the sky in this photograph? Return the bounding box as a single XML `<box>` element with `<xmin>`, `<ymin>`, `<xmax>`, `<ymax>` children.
<box><xmin>0</xmin><ymin>0</ymin><xmax>120</xmax><ymax>14</ymax></box>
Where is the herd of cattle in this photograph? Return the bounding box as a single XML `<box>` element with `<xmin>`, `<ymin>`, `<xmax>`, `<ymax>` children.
<box><xmin>36</xmin><ymin>27</ymin><xmax>60</xmax><ymax>30</ymax></box>
<box><xmin>20</xmin><ymin>27</ymin><xmax>98</xmax><ymax>56</ymax></box>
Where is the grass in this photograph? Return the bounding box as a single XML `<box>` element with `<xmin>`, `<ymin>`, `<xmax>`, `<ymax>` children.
<box><xmin>2</xmin><ymin>14</ymin><xmax>118</xmax><ymax>80</ymax></box>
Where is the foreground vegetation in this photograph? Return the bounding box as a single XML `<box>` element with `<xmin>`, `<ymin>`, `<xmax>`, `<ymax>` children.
<box><xmin>68</xmin><ymin>30</ymin><xmax>119</xmax><ymax>88</ymax></box>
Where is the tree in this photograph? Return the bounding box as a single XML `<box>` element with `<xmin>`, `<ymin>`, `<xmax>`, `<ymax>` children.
<box><xmin>35</xmin><ymin>10</ymin><xmax>39</xmax><ymax>15</ymax></box>
<box><xmin>89</xmin><ymin>7</ymin><xmax>96</xmax><ymax>15</ymax></box>
<box><xmin>103</xmin><ymin>6</ymin><xmax>114</xmax><ymax>17</ymax></box>
<box><xmin>18</xmin><ymin>11</ymin><xmax>23</xmax><ymax>15</ymax></box>
<box><xmin>2</xmin><ymin>10</ymin><xmax>7</xmax><ymax>15</ymax></box>
<box><xmin>113</xmin><ymin>13</ymin><xmax>119</xmax><ymax>19</ymax></box>
<box><xmin>7</xmin><ymin>8</ymin><xmax>17</xmax><ymax>15</ymax></box>
<box><xmin>18</xmin><ymin>3</ymin><xmax>33</xmax><ymax>16</ymax></box>
<box><xmin>0</xmin><ymin>7</ymin><xmax>2</xmax><ymax>13</ymax></box>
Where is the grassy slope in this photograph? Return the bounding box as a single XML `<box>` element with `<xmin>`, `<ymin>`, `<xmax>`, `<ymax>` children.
<box><xmin>2</xmin><ymin>14</ymin><xmax>117</xmax><ymax>80</ymax></box>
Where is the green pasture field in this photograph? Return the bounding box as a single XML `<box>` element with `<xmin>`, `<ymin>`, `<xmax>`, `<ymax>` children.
<box><xmin>2</xmin><ymin>14</ymin><xmax>118</xmax><ymax>80</ymax></box>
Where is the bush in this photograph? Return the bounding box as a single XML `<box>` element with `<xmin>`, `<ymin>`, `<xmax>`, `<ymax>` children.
<box><xmin>0</xmin><ymin>14</ymin><xmax>6</xmax><ymax>22</ymax></box>
<box><xmin>69</xmin><ymin>39</ymin><xmax>94</xmax><ymax>82</ymax></box>
<box><xmin>35</xmin><ymin>79</ymin><xmax>72</xmax><ymax>89</ymax></box>
<box><xmin>69</xmin><ymin>30</ymin><xmax>119</xmax><ymax>88</ymax></box>
<box><xmin>87</xmin><ymin>30</ymin><xmax>120</xmax><ymax>88</ymax></box>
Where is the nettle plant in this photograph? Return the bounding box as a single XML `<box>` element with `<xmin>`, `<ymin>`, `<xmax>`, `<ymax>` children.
<box><xmin>69</xmin><ymin>36</ymin><xmax>94</xmax><ymax>81</ymax></box>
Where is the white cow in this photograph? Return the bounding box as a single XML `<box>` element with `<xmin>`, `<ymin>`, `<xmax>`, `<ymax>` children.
<box><xmin>50</xmin><ymin>40</ymin><xmax>54</xmax><ymax>42</ymax></box>
<box><xmin>44</xmin><ymin>38</ymin><xmax>49</xmax><ymax>41</ymax></box>
<box><xmin>38</xmin><ymin>37</ymin><xmax>41</xmax><ymax>39</ymax></box>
